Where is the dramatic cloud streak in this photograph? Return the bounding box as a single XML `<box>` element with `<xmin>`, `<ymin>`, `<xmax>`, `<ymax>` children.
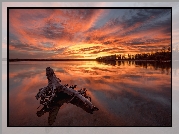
<box><xmin>9</xmin><ymin>8</ymin><xmax>171</xmax><ymax>59</ymax></box>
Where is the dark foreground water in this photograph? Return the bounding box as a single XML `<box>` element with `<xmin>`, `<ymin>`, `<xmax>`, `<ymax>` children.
<box><xmin>9</xmin><ymin>61</ymin><xmax>171</xmax><ymax>126</ymax></box>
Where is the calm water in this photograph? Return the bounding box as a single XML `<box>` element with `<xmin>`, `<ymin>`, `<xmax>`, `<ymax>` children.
<box><xmin>9</xmin><ymin>61</ymin><xmax>171</xmax><ymax>126</ymax></box>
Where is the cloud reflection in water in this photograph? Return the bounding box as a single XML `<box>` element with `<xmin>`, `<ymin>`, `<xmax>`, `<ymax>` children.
<box><xmin>9</xmin><ymin>61</ymin><xmax>171</xmax><ymax>126</ymax></box>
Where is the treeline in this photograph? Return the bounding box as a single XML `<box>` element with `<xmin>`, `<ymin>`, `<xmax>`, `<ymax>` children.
<box><xmin>96</xmin><ymin>47</ymin><xmax>171</xmax><ymax>61</ymax></box>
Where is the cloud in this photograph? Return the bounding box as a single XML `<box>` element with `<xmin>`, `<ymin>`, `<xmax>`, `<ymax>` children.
<box><xmin>9</xmin><ymin>8</ymin><xmax>171</xmax><ymax>59</ymax></box>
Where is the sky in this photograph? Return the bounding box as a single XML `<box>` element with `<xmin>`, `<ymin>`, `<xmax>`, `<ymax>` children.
<box><xmin>9</xmin><ymin>8</ymin><xmax>171</xmax><ymax>59</ymax></box>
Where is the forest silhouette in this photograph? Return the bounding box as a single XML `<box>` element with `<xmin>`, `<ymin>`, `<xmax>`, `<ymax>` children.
<box><xmin>96</xmin><ymin>46</ymin><xmax>172</xmax><ymax>62</ymax></box>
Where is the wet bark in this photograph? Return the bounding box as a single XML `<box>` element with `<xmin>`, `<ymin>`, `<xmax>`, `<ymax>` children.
<box><xmin>35</xmin><ymin>67</ymin><xmax>99</xmax><ymax>125</ymax></box>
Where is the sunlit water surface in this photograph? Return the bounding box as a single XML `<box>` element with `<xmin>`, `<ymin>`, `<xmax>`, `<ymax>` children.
<box><xmin>9</xmin><ymin>61</ymin><xmax>171</xmax><ymax>126</ymax></box>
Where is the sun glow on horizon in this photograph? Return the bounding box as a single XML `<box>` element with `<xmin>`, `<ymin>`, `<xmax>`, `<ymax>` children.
<box><xmin>9</xmin><ymin>8</ymin><xmax>171</xmax><ymax>59</ymax></box>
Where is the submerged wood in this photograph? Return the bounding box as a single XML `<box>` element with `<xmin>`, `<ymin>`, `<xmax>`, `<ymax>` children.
<box><xmin>35</xmin><ymin>67</ymin><xmax>99</xmax><ymax>125</ymax></box>
<box><xmin>37</xmin><ymin>91</ymin><xmax>98</xmax><ymax>125</ymax></box>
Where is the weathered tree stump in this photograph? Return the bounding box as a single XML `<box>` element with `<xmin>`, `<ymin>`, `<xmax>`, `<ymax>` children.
<box><xmin>35</xmin><ymin>67</ymin><xmax>99</xmax><ymax>125</ymax></box>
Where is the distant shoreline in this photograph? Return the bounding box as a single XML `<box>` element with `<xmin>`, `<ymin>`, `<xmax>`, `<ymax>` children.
<box><xmin>9</xmin><ymin>59</ymin><xmax>171</xmax><ymax>62</ymax></box>
<box><xmin>9</xmin><ymin>59</ymin><xmax>96</xmax><ymax>62</ymax></box>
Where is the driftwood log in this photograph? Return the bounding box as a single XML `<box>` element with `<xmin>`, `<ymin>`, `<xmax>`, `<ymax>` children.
<box><xmin>35</xmin><ymin>67</ymin><xmax>99</xmax><ymax>125</ymax></box>
<box><xmin>36</xmin><ymin>91</ymin><xmax>97</xmax><ymax>125</ymax></box>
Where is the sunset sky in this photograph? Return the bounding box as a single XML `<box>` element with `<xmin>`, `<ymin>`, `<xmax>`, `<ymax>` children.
<box><xmin>9</xmin><ymin>8</ymin><xmax>171</xmax><ymax>59</ymax></box>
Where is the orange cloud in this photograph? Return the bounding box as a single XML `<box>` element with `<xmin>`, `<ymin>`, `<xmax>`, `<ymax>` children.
<box><xmin>9</xmin><ymin>9</ymin><xmax>171</xmax><ymax>59</ymax></box>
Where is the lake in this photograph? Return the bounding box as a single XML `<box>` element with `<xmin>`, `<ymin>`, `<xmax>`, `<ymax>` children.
<box><xmin>9</xmin><ymin>60</ymin><xmax>171</xmax><ymax>126</ymax></box>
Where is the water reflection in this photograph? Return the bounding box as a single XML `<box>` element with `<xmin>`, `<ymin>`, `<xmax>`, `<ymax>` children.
<box><xmin>9</xmin><ymin>61</ymin><xmax>171</xmax><ymax>126</ymax></box>
<box><xmin>37</xmin><ymin>91</ymin><xmax>98</xmax><ymax>126</ymax></box>
<box><xmin>97</xmin><ymin>60</ymin><xmax>171</xmax><ymax>75</ymax></box>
